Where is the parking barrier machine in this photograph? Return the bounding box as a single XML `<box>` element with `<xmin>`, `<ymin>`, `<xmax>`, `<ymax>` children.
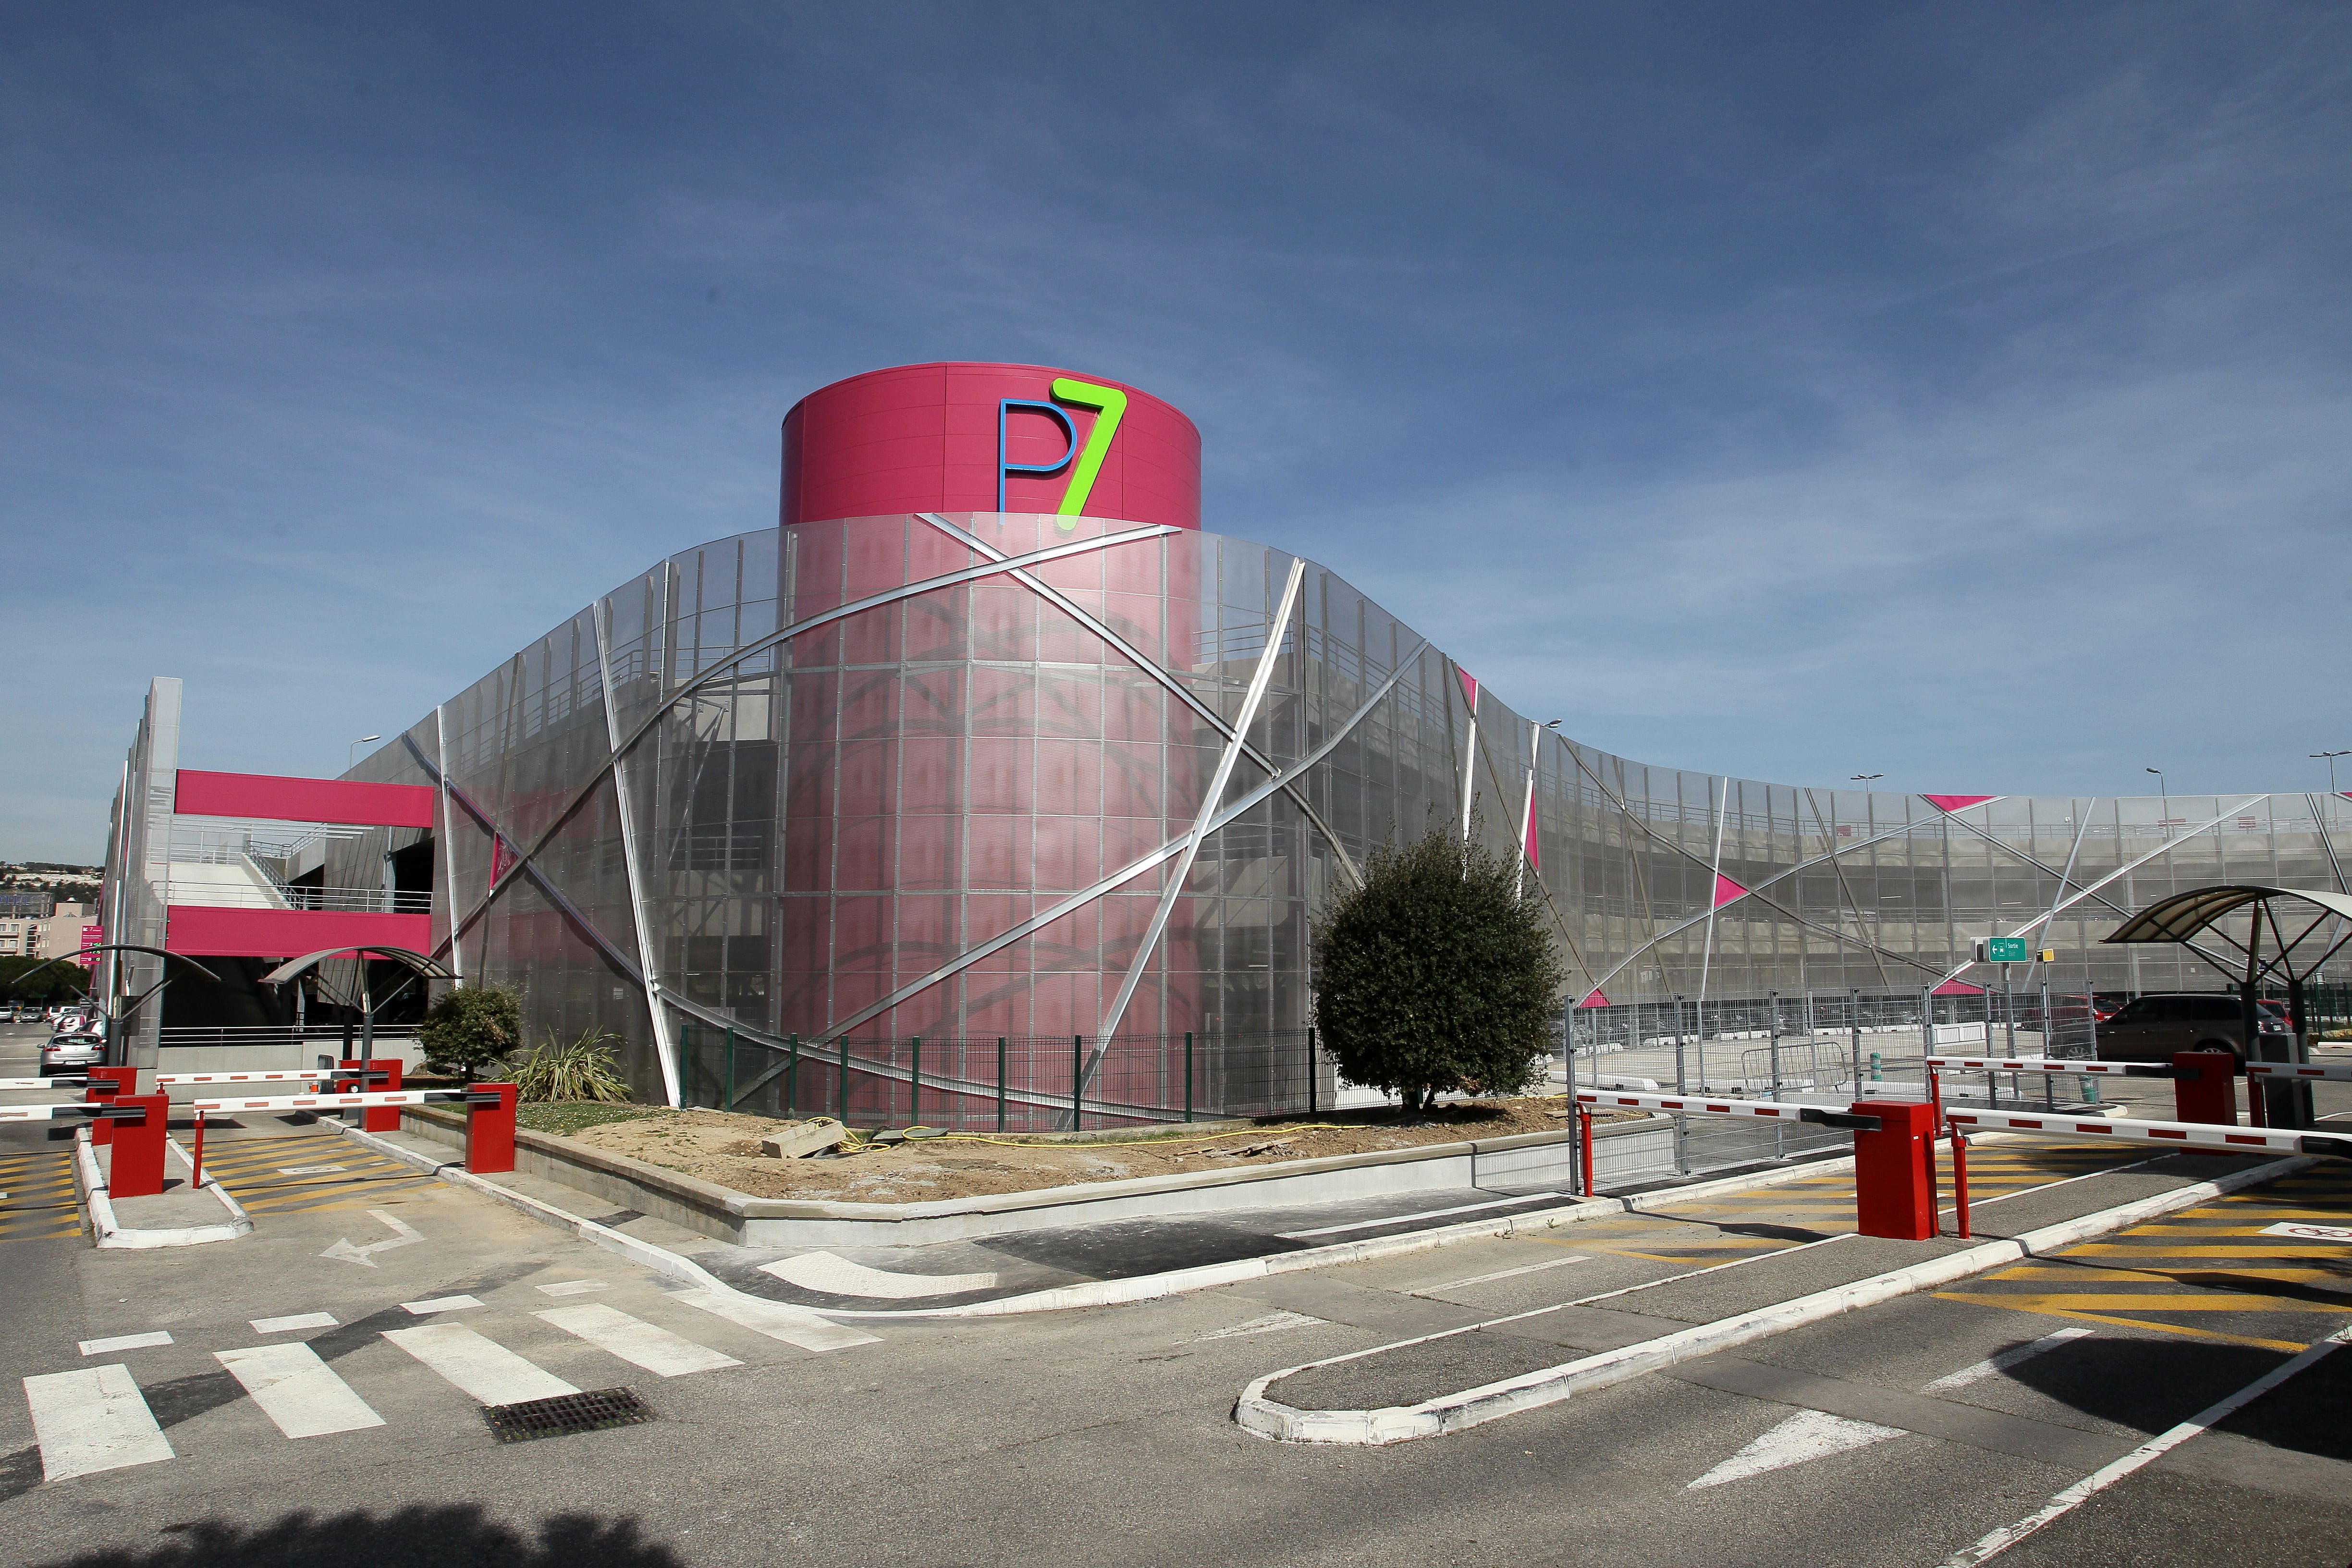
<box><xmin>2243</xmin><ymin>1060</ymin><xmax>2352</xmax><ymax>1129</ymax></box>
<box><xmin>185</xmin><ymin>1084</ymin><xmax>519</xmax><ymax>1183</ymax></box>
<box><xmin>0</xmin><ymin>1094</ymin><xmax>171</xmax><ymax>1197</ymax></box>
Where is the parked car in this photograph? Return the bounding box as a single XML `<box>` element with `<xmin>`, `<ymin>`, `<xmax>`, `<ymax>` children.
<box><xmin>38</xmin><ymin>1033</ymin><xmax>105</xmax><ymax>1075</ymax></box>
<box><xmin>2095</xmin><ymin>993</ymin><xmax>2291</xmax><ymax>1066</ymax></box>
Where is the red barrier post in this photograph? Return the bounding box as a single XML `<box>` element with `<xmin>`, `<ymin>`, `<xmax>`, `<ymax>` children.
<box><xmin>107</xmin><ymin>1094</ymin><xmax>170</xmax><ymax>1199</ymax></box>
<box><xmin>1851</xmin><ymin>1099</ymin><xmax>1939</xmax><ymax>1240</ymax></box>
<box><xmin>2172</xmin><ymin>1051</ymin><xmax>2239</xmax><ymax>1128</ymax></box>
<box><xmin>191</xmin><ymin>1110</ymin><xmax>207</xmax><ymax>1189</ymax></box>
<box><xmin>84</xmin><ymin>1066</ymin><xmax>137</xmax><ymax>1148</ymax></box>
<box><xmin>465</xmin><ymin>1083</ymin><xmax>519</xmax><ymax>1174</ymax></box>
<box><xmin>340</xmin><ymin>1058</ymin><xmax>403</xmax><ymax>1132</ymax></box>
<box><xmin>1578</xmin><ymin>1104</ymin><xmax>1596</xmax><ymax>1196</ymax></box>
<box><xmin>1949</xmin><ymin>1131</ymin><xmax>1972</xmax><ymax>1239</ymax></box>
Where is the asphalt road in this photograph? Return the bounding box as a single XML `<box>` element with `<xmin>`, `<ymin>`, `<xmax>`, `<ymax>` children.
<box><xmin>1</xmin><ymin>1029</ymin><xmax>2346</xmax><ymax>1568</ymax></box>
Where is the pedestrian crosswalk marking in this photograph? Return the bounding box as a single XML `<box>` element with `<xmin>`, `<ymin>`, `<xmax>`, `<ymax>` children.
<box><xmin>401</xmin><ymin>1294</ymin><xmax>483</xmax><ymax>1314</ymax></box>
<box><xmin>252</xmin><ymin>1312</ymin><xmax>339</xmax><ymax>1333</ymax></box>
<box><xmin>79</xmin><ymin>1332</ymin><xmax>172</xmax><ymax>1355</ymax></box>
<box><xmin>215</xmin><ymin>1344</ymin><xmax>386</xmax><ymax>1438</ymax></box>
<box><xmin>667</xmin><ymin>1287</ymin><xmax>882</xmax><ymax>1352</ymax></box>
<box><xmin>23</xmin><ymin>1365</ymin><xmax>174</xmax><ymax>1481</ymax></box>
<box><xmin>383</xmin><ymin>1323</ymin><xmax>578</xmax><ymax>1405</ymax></box>
<box><xmin>535</xmin><ymin>1303</ymin><xmax>742</xmax><ymax>1376</ymax></box>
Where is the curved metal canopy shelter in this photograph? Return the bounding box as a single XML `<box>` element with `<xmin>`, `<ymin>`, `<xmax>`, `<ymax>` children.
<box><xmin>2103</xmin><ymin>884</ymin><xmax>2352</xmax><ymax>986</ymax></box>
<box><xmin>257</xmin><ymin>947</ymin><xmax>455</xmax><ymax>989</ymax></box>
<box><xmin>2103</xmin><ymin>884</ymin><xmax>2351</xmax><ymax>1128</ymax></box>
<box><xmin>259</xmin><ymin>946</ymin><xmax>457</xmax><ymax>1052</ymax></box>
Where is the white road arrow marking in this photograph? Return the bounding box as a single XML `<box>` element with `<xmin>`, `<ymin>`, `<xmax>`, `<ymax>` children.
<box><xmin>320</xmin><ymin>1208</ymin><xmax>426</xmax><ymax>1267</ymax></box>
<box><xmin>1687</xmin><ymin>1409</ymin><xmax>1907</xmax><ymax>1490</ymax></box>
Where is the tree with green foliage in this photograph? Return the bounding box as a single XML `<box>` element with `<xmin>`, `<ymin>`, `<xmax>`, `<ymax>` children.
<box><xmin>0</xmin><ymin>956</ymin><xmax>91</xmax><ymax>1004</ymax></box>
<box><xmin>416</xmin><ymin>985</ymin><xmax>522</xmax><ymax>1080</ymax></box>
<box><xmin>1312</xmin><ymin>823</ymin><xmax>1566</xmax><ymax>1114</ymax></box>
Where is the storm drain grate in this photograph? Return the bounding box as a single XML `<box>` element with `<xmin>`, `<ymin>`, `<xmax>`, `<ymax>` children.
<box><xmin>483</xmin><ymin>1386</ymin><xmax>653</xmax><ymax>1443</ymax></box>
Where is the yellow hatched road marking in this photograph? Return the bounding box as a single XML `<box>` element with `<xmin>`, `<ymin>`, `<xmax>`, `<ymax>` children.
<box><xmin>2069</xmin><ymin>1244</ymin><xmax>2352</xmax><ymax>1259</ymax></box>
<box><xmin>1929</xmin><ymin>1300</ymin><xmax>2312</xmax><ymax>1353</ymax></box>
<box><xmin>1993</xmin><ymin>1264</ymin><xmax>2352</xmax><ymax>1285</ymax></box>
<box><xmin>1937</xmin><ymin>1290</ymin><xmax>2352</xmax><ymax>1314</ymax></box>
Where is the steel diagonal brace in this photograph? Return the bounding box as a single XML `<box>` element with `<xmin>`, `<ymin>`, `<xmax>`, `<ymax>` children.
<box><xmin>917</xmin><ymin>514</ymin><xmax>1365</xmax><ymax>892</ymax></box>
<box><xmin>1085</xmin><ymin>558</ymin><xmax>1308</xmax><ymax>1090</ymax></box>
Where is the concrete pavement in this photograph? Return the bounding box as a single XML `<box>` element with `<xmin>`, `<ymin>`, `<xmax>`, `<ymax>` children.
<box><xmin>2</xmin><ymin>1029</ymin><xmax>2348</xmax><ymax>1568</ymax></box>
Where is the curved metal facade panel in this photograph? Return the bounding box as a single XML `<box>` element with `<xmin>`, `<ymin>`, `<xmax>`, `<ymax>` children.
<box><xmin>342</xmin><ymin>513</ymin><xmax>2352</xmax><ymax>1104</ymax></box>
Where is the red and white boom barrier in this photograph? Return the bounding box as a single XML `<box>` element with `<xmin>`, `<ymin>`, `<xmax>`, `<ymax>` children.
<box><xmin>1925</xmin><ymin>1055</ymin><xmax>2175</xmax><ymax>1078</ymax></box>
<box><xmin>185</xmin><ymin>1083</ymin><xmax>518</xmax><ymax>1183</ymax></box>
<box><xmin>1940</xmin><ymin>1104</ymin><xmax>2352</xmax><ymax>1161</ymax></box>
<box><xmin>2248</xmin><ymin>1062</ymin><xmax>2352</xmax><ymax>1082</ymax></box>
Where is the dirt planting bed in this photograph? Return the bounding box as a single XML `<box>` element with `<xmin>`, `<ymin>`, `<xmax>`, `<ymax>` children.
<box><xmin>543</xmin><ymin>1098</ymin><xmax>1628</xmax><ymax>1202</ymax></box>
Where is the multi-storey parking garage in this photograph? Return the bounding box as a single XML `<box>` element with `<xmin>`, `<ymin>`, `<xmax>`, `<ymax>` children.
<box><xmin>98</xmin><ymin>362</ymin><xmax>2352</xmax><ymax>1114</ymax></box>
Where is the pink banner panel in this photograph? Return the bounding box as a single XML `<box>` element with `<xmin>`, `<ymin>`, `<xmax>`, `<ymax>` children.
<box><xmin>1579</xmin><ymin>989</ymin><xmax>1609</xmax><ymax>1008</ymax></box>
<box><xmin>175</xmin><ymin>770</ymin><xmax>435</xmax><ymax>828</ymax></box>
<box><xmin>1922</xmin><ymin>794</ymin><xmax>1998</xmax><ymax>813</ymax></box>
<box><xmin>1712</xmin><ymin>874</ymin><xmax>1748</xmax><ymax>908</ymax></box>
<box><xmin>1932</xmin><ymin>979</ymin><xmax>1987</xmax><ymax>995</ymax></box>
<box><xmin>165</xmin><ymin>906</ymin><xmax>430</xmax><ymax>958</ymax></box>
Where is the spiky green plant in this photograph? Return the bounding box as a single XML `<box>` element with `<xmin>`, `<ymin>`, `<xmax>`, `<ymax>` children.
<box><xmin>509</xmin><ymin>1030</ymin><xmax>634</xmax><ymax>1104</ymax></box>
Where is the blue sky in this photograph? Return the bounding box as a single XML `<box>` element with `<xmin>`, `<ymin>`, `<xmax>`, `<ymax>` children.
<box><xmin>6</xmin><ymin>4</ymin><xmax>2350</xmax><ymax>859</ymax></box>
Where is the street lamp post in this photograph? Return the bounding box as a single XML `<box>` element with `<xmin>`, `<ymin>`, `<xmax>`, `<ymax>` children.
<box><xmin>2145</xmin><ymin>767</ymin><xmax>2168</xmax><ymax>839</ymax></box>
<box><xmin>2314</xmin><ymin>750</ymin><xmax>2350</xmax><ymax>796</ymax></box>
<box><xmin>348</xmin><ymin>734</ymin><xmax>380</xmax><ymax>771</ymax></box>
<box><xmin>1850</xmin><ymin>773</ymin><xmax>1882</xmax><ymax>782</ymax></box>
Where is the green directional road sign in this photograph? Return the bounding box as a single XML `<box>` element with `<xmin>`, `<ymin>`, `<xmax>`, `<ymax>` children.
<box><xmin>1985</xmin><ymin>937</ymin><xmax>2029</xmax><ymax>963</ymax></box>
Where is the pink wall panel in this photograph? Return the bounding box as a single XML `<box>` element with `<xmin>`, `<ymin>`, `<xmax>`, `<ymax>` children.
<box><xmin>165</xmin><ymin>906</ymin><xmax>430</xmax><ymax>959</ymax></box>
<box><xmin>175</xmin><ymin>770</ymin><xmax>436</xmax><ymax>828</ymax></box>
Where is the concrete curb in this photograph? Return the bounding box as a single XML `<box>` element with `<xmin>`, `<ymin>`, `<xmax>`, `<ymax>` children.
<box><xmin>815</xmin><ymin>1153</ymin><xmax>1868</xmax><ymax>1319</ymax></box>
<box><xmin>1234</xmin><ymin>1154</ymin><xmax>2317</xmax><ymax>1445</ymax></box>
<box><xmin>328</xmin><ymin>1120</ymin><xmax>743</xmax><ymax>1295</ymax></box>
<box><xmin>344</xmin><ymin>1096</ymin><xmax>1861</xmax><ymax>1321</ymax></box>
<box><xmin>73</xmin><ymin>1127</ymin><xmax>252</xmax><ymax>1249</ymax></box>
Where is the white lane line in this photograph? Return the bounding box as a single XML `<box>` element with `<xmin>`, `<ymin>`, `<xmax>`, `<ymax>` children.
<box><xmin>1410</xmin><ymin>1255</ymin><xmax>1591</xmax><ymax>1297</ymax></box>
<box><xmin>535</xmin><ymin>1280</ymin><xmax>609</xmax><ymax>1297</ymax></box>
<box><xmin>382</xmin><ymin>1324</ymin><xmax>577</xmax><ymax>1406</ymax></box>
<box><xmin>399</xmin><ymin>1295</ymin><xmax>483</xmax><ymax>1314</ymax></box>
<box><xmin>1197</xmin><ymin>1311</ymin><xmax>1325</xmax><ymax>1342</ymax></box>
<box><xmin>24</xmin><ymin>1366</ymin><xmax>175</xmax><ymax>1481</ymax></box>
<box><xmin>251</xmin><ymin>1312</ymin><xmax>339</xmax><ymax>1334</ymax></box>
<box><xmin>535</xmin><ymin>1304</ymin><xmax>741</xmax><ymax>1377</ymax></box>
<box><xmin>78</xmin><ymin>1332</ymin><xmax>172</xmax><ymax>1355</ymax></box>
<box><xmin>215</xmin><ymin>1344</ymin><xmax>385</xmax><ymax>1438</ymax></box>
<box><xmin>666</xmin><ymin>1289</ymin><xmax>881</xmax><ymax>1353</ymax></box>
<box><xmin>1277</xmin><ymin>1193</ymin><xmax>1564</xmax><ymax>1240</ymax></box>
<box><xmin>1923</xmin><ymin>1328</ymin><xmax>2093</xmax><ymax>1393</ymax></box>
<box><xmin>1945</xmin><ymin>1323</ymin><xmax>2352</xmax><ymax>1565</ymax></box>
<box><xmin>1689</xmin><ymin>1409</ymin><xmax>1908</xmax><ymax>1489</ymax></box>
<box><xmin>759</xmin><ymin>1252</ymin><xmax>998</xmax><ymax>1299</ymax></box>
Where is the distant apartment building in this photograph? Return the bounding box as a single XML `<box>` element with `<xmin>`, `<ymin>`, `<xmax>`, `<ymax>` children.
<box><xmin>0</xmin><ymin>902</ymin><xmax>94</xmax><ymax>960</ymax></box>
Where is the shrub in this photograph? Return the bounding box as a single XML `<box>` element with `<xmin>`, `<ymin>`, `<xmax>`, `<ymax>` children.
<box><xmin>416</xmin><ymin>985</ymin><xmax>522</xmax><ymax>1080</ymax></box>
<box><xmin>1312</xmin><ymin>823</ymin><xmax>1566</xmax><ymax>1113</ymax></box>
<box><xmin>510</xmin><ymin>1030</ymin><xmax>633</xmax><ymax>1104</ymax></box>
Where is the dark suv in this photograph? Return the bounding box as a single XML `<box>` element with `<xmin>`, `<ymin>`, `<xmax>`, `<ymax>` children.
<box><xmin>2095</xmin><ymin>993</ymin><xmax>2291</xmax><ymax>1065</ymax></box>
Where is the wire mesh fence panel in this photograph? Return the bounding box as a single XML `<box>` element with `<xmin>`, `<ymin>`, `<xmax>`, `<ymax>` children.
<box><xmin>672</xmin><ymin>1025</ymin><xmax>1341</xmax><ymax>1132</ymax></box>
